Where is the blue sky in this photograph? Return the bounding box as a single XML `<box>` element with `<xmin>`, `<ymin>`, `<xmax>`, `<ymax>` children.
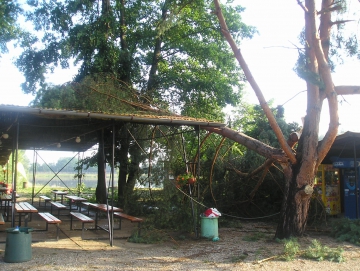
<box><xmin>1</xmin><ymin>0</ymin><xmax>360</xmax><ymax>161</ymax></box>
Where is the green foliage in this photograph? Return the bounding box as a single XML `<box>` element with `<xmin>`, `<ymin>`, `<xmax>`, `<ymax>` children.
<box><xmin>0</xmin><ymin>0</ymin><xmax>22</xmax><ymax>54</ymax></box>
<box><xmin>18</xmin><ymin>0</ymin><xmax>255</xmax><ymax>122</ymax></box>
<box><xmin>20</xmin><ymin>0</ymin><xmax>256</xmax><ymax>207</ymax></box>
<box><xmin>280</xmin><ymin>237</ymin><xmax>300</xmax><ymax>261</ymax></box>
<box><xmin>279</xmin><ymin>237</ymin><xmax>344</xmax><ymax>263</ymax></box>
<box><xmin>0</xmin><ymin>150</ymin><xmax>30</xmax><ymax>188</ymax></box>
<box><xmin>331</xmin><ymin>218</ymin><xmax>360</xmax><ymax>245</ymax></box>
<box><xmin>76</xmin><ymin>182</ymin><xmax>85</xmax><ymax>194</ymax></box>
<box><xmin>200</xmin><ymin>102</ymin><xmax>300</xmax><ymax>218</ymax></box>
<box><xmin>128</xmin><ymin>225</ymin><xmax>167</xmax><ymax>244</ymax></box>
<box><xmin>303</xmin><ymin>239</ymin><xmax>344</xmax><ymax>262</ymax></box>
<box><xmin>294</xmin><ymin>50</ymin><xmax>326</xmax><ymax>88</ymax></box>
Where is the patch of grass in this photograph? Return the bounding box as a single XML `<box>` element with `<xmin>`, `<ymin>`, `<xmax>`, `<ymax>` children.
<box><xmin>127</xmin><ymin>226</ymin><xmax>167</xmax><ymax>244</ymax></box>
<box><xmin>230</xmin><ymin>253</ymin><xmax>248</xmax><ymax>262</ymax></box>
<box><xmin>242</xmin><ymin>232</ymin><xmax>265</xmax><ymax>242</ymax></box>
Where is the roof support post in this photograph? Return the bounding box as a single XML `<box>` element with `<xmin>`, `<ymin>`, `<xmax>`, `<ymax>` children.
<box><xmin>109</xmin><ymin>123</ymin><xmax>115</xmax><ymax>247</ymax></box>
<box><xmin>11</xmin><ymin>121</ymin><xmax>19</xmax><ymax>227</ymax></box>
<box><xmin>354</xmin><ymin>140</ymin><xmax>359</xmax><ymax>219</ymax></box>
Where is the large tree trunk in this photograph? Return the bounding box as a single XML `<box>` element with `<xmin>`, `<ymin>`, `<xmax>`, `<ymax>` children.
<box><xmin>275</xmin><ymin>163</ymin><xmax>313</xmax><ymax>238</ymax></box>
<box><xmin>118</xmin><ymin>127</ymin><xmax>130</xmax><ymax>208</ymax></box>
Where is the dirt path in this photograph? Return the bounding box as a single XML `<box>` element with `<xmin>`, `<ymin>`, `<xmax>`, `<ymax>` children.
<box><xmin>0</xmin><ymin>220</ymin><xmax>359</xmax><ymax>271</ymax></box>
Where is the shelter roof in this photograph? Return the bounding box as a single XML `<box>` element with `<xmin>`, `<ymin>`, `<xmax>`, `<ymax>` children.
<box><xmin>0</xmin><ymin>105</ymin><xmax>225</xmax><ymax>165</ymax></box>
<box><xmin>321</xmin><ymin>131</ymin><xmax>360</xmax><ymax>164</ymax></box>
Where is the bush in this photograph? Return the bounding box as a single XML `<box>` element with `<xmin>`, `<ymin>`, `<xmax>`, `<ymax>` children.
<box><xmin>331</xmin><ymin>217</ymin><xmax>360</xmax><ymax>245</ymax></box>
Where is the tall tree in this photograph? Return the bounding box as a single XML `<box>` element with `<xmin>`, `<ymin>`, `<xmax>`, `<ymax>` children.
<box><xmin>207</xmin><ymin>0</ymin><xmax>360</xmax><ymax>238</ymax></box>
<box><xmin>20</xmin><ymin>0</ymin><xmax>254</xmax><ymax>206</ymax></box>
<box><xmin>0</xmin><ymin>0</ymin><xmax>22</xmax><ymax>55</ymax></box>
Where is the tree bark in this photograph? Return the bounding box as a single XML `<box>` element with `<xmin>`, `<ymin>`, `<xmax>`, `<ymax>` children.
<box><xmin>118</xmin><ymin>127</ymin><xmax>130</xmax><ymax>208</ymax></box>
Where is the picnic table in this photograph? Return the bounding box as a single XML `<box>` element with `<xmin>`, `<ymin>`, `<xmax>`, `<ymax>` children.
<box><xmin>65</xmin><ymin>195</ymin><xmax>88</xmax><ymax>211</ymax></box>
<box><xmin>0</xmin><ymin>194</ymin><xmax>12</xmax><ymax>221</ymax></box>
<box><xmin>52</xmin><ymin>190</ymin><xmax>68</xmax><ymax>203</ymax></box>
<box><xmin>88</xmin><ymin>203</ymin><xmax>122</xmax><ymax>231</ymax></box>
<box><xmin>0</xmin><ymin>186</ymin><xmax>8</xmax><ymax>194</ymax></box>
<box><xmin>15</xmin><ymin>202</ymin><xmax>38</xmax><ymax>227</ymax></box>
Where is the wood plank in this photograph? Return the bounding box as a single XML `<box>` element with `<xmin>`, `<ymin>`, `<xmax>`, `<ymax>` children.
<box><xmin>40</xmin><ymin>196</ymin><xmax>51</xmax><ymax>201</ymax></box>
<box><xmin>70</xmin><ymin>212</ymin><xmax>94</xmax><ymax>223</ymax></box>
<box><xmin>114</xmin><ymin>212</ymin><xmax>143</xmax><ymax>223</ymax></box>
<box><xmin>15</xmin><ymin>202</ymin><xmax>38</xmax><ymax>213</ymax></box>
<box><xmin>38</xmin><ymin>212</ymin><xmax>61</xmax><ymax>224</ymax></box>
<box><xmin>24</xmin><ymin>202</ymin><xmax>38</xmax><ymax>211</ymax></box>
<box><xmin>88</xmin><ymin>203</ymin><xmax>122</xmax><ymax>212</ymax></box>
<box><xmin>50</xmin><ymin>202</ymin><xmax>66</xmax><ymax>209</ymax></box>
<box><xmin>0</xmin><ymin>194</ymin><xmax>12</xmax><ymax>200</ymax></box>
<box><xmin>66</xmin><ymin>195</ymin><xmax>87</xmax><ymax>201</ymax></box>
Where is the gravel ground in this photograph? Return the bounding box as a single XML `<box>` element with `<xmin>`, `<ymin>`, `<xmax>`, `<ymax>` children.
<box><xmin>1</xmin><ymin>220</ymin><xmax>359</xmax><ymax>271</ymax></box>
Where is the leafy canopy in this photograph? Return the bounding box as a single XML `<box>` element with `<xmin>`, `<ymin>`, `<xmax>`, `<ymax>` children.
<box><xmin>17</xmin><ymin>0</ymin><xmax>256</xmax><ymax>120</ymax></box>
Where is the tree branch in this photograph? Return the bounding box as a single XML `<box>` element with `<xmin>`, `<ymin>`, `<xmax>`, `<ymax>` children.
<box><xmin>331</xmin><ymin>19</ymin><xmax>355</xmax><ymax>26</ymax></box>
<box><xmin>213</xmin><ymin>0</ymin><xmax>296</xmax><ymax>164</ymax></box>
<box><xmin>249</xmin><ymin>159</ymin><xmax>274</xmax><ymax>200</ymax></box>
<box><xmin>309</xmin><ymin>0</ymin><xmax>339</xmax><ymax>164</ymax></box>
<box><xmin>248</xmin><ymin>159</ymin><xmax>275</xmax><ymax>179</ymax></box>
<box><xmin>296</xmin><ymin>0</ymin><xmax>308</xmax><ymax>13</ymax></box>
<box><xmin>335</xmin><ymin>85</ymin><xmax>360</xmax><ymax>95</ymax></box>
<box><xmin>202</xmin><ymin>126</ymin><xmax>288</xmax><ymax>163</ymax></box>
<box><xmin>318</xmin><ymin>5</ymin><xmax>342</xmax><ymax>14</ymax></box>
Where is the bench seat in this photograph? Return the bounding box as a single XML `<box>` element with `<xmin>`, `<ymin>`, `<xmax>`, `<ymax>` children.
<box><xmin>50</xmin><ymin>201</ymin><xmax>67</xmax><ymax>216</ymax></box>
<box><xmin>38</xmin><ymin>212</ymin><xmax>61</xmax><ymax>240</ymax></box>
<box><xmin>70</xmin><ymin>212</ymin><xmax>94</xmax><ymax>239</ymax></box>
<box><xmin>113</xmin><ymin>212</ymin><xmax>143</xmax><ymax>235</ymax></box>
<box><xmin>39</xmin><ymin>195</ymin><xmax>51</xmax><ymax>208</ymax></box>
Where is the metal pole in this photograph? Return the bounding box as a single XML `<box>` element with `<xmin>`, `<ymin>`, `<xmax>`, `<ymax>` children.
<box><xmin>11</xmin><ymin>122</ymin><xmax>19</xmax><ymax>227</ymax></box>
<box><xmin>31</xmin><ymin>149</ymin><xmax>37</xmax><ymax>205</ymax></box>
<box><xmin>354</xmin><ymin>140</ymin><xmax>359</xmax><ymax>219</ymax></box>
<box><xmin>196</xmin><ymin>125</ymin><xmax>201</xmax><ymax>238</ymax></box>
<box><xmin>77</xmin><ymin>153</ymin><xmax>80</xmax><ymax>196</ymax></box>
<box><xmin>110</xmin><ymin>124</ymin><xmax>115</xmax><ymax>246</ymax></box>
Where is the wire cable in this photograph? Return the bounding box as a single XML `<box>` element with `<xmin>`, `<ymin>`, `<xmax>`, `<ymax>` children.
<box><xmin>173</xmin><ymin>182</ymin><xmax>280</xmax><ymax>221</ymax></box>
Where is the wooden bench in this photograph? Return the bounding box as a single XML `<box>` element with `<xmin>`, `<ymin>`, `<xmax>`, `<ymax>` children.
<box><xmin>70</xmin><ymin>212</ymin><xmax>94</xmax><ymax>239</ymax></box>
<box><xmin>50</xmin><ymin>201</ymin><xmax>67</xmax><ymax>216</ymax></box>
<box><xmin>0</xmin><ymin>213</ymin><xmax>5</xmax><ymax>225</ymax></box>
<box><xmin>38</xmin><ymin>212</ymin><xmax>62</xmax><ymax>240</ymax></box>
<box><xmin>39</xmin><ymin>195</ymin><xmax>51</xmax><ymax>208</ymax></box>
<box><xmin>113</xmin><ymin>212</ymin><xmax>143</xmax><ymax>236</ymax></box>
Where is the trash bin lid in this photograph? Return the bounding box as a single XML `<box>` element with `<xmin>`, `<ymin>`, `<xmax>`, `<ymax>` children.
<box><xmin>6</xmin><ymin>227</ymin><xmax>33</xmax><ymax>233</ymax></box>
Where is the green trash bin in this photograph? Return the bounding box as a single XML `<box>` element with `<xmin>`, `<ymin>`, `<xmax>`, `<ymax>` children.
<box><xmin>4</xmin><ymin>227</ymin><xmax>33</xmax><ymax>263</ymax></box>
<box><xmin>200</xmin><ymin>216</ymin><xmax>219</xmax><ymax>239</ymax></box>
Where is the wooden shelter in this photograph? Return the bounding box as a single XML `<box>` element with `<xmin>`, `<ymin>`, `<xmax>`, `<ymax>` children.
<box><xmin>0</xmin><ymin>104</ymin><xmax>225</xmax><ymax>245</ymax></box>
